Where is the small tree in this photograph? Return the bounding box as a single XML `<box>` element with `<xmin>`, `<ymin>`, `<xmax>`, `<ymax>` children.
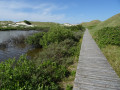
<box><xmin>24</xmin><ymin>20</ymin><xmax>31</xmax><ymax>25</ymax></box>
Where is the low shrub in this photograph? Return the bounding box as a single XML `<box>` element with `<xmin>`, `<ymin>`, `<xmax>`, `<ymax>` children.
<box><xmin>35</xmin><ymin>39</ymin><xmax>77</xmax><ymax>66</ymax></box>
<box><xmin>66</xmin><ymin>84</ymin><xmax>73</xmax><ymax>90</ymax></box>
<box><xmin>24</xmin><ymin>20</ymin><xmax>31</xmax><ymax>25</ymax></box>
<box><xmin>0</xmin><ymin>55</ymin><xmax>36</xmax><ymax>89</ymax></box>
<box><xmin>0</xmin><ymin>55</ymin><xmax>69</xmax><ymax>89</ymax></box>
<box><xmin>40</xmin><ymin>26</ymin><xmax>74</xmax><ymax>47</ymax></box>
<box><xmin>66</xmin><ymin>25</ymin><xmax>85</xmax><ymax>31</ymax></box>
<box><xmin>26</xmin><ymin>32</ymin><xmax>45</xmax><ymax>47</ymax></box>
<box><xmin>72</xmin><ymin>30</ymin><xmax>83</xmax><ymax>42</ymax></box>
<box><xmin>94</xmin><ymin>26</ymin><xmax>120</xmax><ymax>48</ymax></box>
<box><xmin>26</xmin><ymin>25</ymin><xmax>84</xmax><ymax>48</ymax></box>
<box><xmin>11</xmin><ymin>35</ymin><xmax>26</xmax><ymax>44</ymax></box>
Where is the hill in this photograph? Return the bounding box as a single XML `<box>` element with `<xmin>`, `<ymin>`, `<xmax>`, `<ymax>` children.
<box><xmin>87</xmin><ymin>13</ymin><xmax>120</xmax><ymax>34</ymax></box>
<box><xmin>0</xmin><ymin>21</ymin><xmax>13</xmax><ymax>25</ymax></box>
<box><xmin>81</xmin><ymin>20</ymin><xmax>101</xmax><ymax>28</ymax></box>
<box><xmin>30</xmin><ymin>21</ymin><xmax>59</xmax><ymax>27</ymax></box>
<box><xmin>95</xmin><ymin>13</ymin><xmax>120</xmax><ymax>30</ymax></box>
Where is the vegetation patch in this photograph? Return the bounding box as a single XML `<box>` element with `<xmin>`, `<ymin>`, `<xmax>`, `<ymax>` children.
<box><xmin>0</xmin><ymin>25</ymin><xmax>85</xmax><ymax>89</ymax></box>
<box><xmin>93</xmin><ymin>26</ymin><xmax>120</xmax><ymax>77</ymax></box>
<box><xmin>94</xmin><ymin>26</ymin><xmax>120</xmax><ymax>48</ymax></box>
<box><xmin>0</xmin><ymin>26</ymin><xmax>50</xmax><ymax>31</ymax></box>
<box><xmin>24</xmin><ymin>20</ymin><xmax>31</xmax><ymax>25</ymax></box>
<box><xmin>101</xmin><ymin>45</ymin><xmax>120</xmax><ymax>77</ymax></box>
<box><xmin>30</xmin><ymin>21</ymin><xmax>59</xmax><ymax>27</ymax></box>
<box><xmin>81</xmin><ymin>20</ymin><xmax>101</xmax><ymax>29</ymax></box>
<box><xmin>87</xmin><ymin>14</ymin><xmax>120</xmax><ymax>77</ymax></box>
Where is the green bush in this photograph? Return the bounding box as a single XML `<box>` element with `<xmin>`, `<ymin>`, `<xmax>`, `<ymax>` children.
<box><xmin>94</xmin><ymin>26</ymin><xmax>120</xmax><ymax>48</ymax></box>
<box><xmin>40</xmin><ymin>26</ymin><xmax>74</xmax><ymax>47</ymax></box>
<box><xmin>73</xmin><ymin>30</ymin><xmax>83</xmax><ymax>42</ymax></box>
<box><xmin>24</xmin><ymin>20</ymin><xmax>31</xmax><ymax>25</ymax></box>
<box><xmin>66</xmin><ymin>25</ymin><xmax>85</xmax><ymax>31</ymax></box>
<box><xmin>0</xmin><ymin>55</ymin><xmax>69</xmax><ymax>89</ymax></box>
<box><xmin>0</xmin><ymin>55</ymin><xmax>36</xmax><ymax>89</ymax></box>
<box><xmin>26</xmin><ymin>25</ymin><xmax>84</xmax><ymax>48</ymax></box>
<box><xmin>26</xmin><ymin>32</ymin><xmax>45</xmax><ymax>47</ymax></box>
<box><xmin>70</xmin><ymin>70</ymin><xmax>76</xmax><ymax>76</ymax></box>
<box><xmin>66</xmin><ymin>84</ymin><xmax>73</xmax><ymax>90</ymax></box>
<box><xmin>35</xmin><ymin>39</ymin><xmax>77</xmax><ymax>66</ymax></box>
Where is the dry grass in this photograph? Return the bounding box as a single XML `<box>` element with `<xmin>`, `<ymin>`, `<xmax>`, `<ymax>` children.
<box><xmin>101</xmin><ymin>45</ymin><xmax>120</xmax><ymax>77</ymax></box>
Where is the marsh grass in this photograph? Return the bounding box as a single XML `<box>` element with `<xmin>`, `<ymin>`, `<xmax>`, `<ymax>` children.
<box><xmin>0</xmin><ymin>35</ymin><xmax>26</xmax><ymax>50</ymax></box>
<box><xmin>0</xmin><ymin>42</ymin><xmax>8</xmax><ymax>50</ymax></box>
<box><xmin>11</xmin><ymin>35</ymin><xmax>26</xmax><ymax>44</ymax></box>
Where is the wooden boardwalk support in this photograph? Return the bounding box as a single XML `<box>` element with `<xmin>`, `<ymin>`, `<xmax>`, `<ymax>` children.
<box><xmin>73</xmin><ymin>29</ymin><xmax>120</xmax><ymax>90</ymax></box>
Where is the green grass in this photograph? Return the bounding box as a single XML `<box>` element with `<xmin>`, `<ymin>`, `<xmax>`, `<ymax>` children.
<box><xmin>30</xmin><ymin>21</ymin><xmax>59</xmax><ymax>27</ymax></box>
<box><xmin>96</xmin><ymin>13</ymin><xmax>120</xmax><ymax>29</ymax></box>
<box><xmin>66</xmin><ymin>84</ymin><xmax>73</xmax><ymax>90</ymax></box>
<box><xmin>101</xmin><ymin>45</ymin><xmax>120</xmax><ymax>77</ymax></box>
<box><xmin>81</xmin><ymin>20</ymin><xmax>101</xmax><ymax>28</ymax></box>
<box><xmin>89</xmin><ymin>13</ymin><xmax>120</xmax><ymax>35</ymax></box>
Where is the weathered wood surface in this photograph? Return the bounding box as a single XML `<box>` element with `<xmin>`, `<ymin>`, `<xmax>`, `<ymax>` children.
<box><xmin>73</xmin><ymin>29</ymin><xmax>120</xmax><ymax>90</ymax></box>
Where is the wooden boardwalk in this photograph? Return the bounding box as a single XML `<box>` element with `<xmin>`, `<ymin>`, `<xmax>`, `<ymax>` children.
<box><xmin>73</xmin><ymin>29</ymin><xmax>120</xmax><ymax>90</ymax></box>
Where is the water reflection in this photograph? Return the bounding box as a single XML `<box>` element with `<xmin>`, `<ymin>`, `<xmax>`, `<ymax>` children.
<box><xmin>0</xmin><ymin>30</ymin><xmax>41</xmax><ymax>62</ymax></box>
<box><xmin>0</xmin><ymin>42</ymin><xmax>8</xmax><ymax>51</ymax></box>
<box><xmin>27</xmin><ymin>48</ymin><xmax>42</xmax><ymax>59</ymax></box>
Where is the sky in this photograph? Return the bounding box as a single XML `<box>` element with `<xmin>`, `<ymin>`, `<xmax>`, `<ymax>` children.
<box><xmin>0</xmin><ymin>0</ymin><xmax>120</xmax><ymax>24</ymax></box>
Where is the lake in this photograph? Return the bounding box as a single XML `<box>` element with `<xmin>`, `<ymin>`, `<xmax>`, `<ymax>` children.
<box><xmin>0</xmin><ymin>30</ymin><xmax>41</xmax><ymax>62</ymax></box>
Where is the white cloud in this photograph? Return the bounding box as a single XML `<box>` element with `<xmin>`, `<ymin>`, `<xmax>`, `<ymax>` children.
<box><xmin>0</xmin><ymin>1</ymin><xmax>66</xmax><ymax>23</ymax></box>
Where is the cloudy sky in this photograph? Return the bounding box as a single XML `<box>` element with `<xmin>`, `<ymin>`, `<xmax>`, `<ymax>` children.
<box><xmin>0</xmin><ymin>0</ymin><xmax>120</xmax><ymax>24</ymax></box>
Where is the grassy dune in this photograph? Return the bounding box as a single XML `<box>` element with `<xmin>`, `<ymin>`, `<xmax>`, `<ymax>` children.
<box><xmin>89</xmin><ymin>13</ymin><xmax>120</xmax><ymax>35</ymax></box>
<box><xmin>85</xmin><ymin>13</ymin><xmax>120</xmax><ymax>77</ymax></box>
<box><xmin>81</xmin><ymin>20</ymin><xmax>101</xmax><ymax>29</ymax></box>
<box><xmin>0</xmin><ymin>21</ymin><xmax>56</xmax><ymax>31</ymax></box>
<box><xmin>96</xmin><ymin>13</ymin><xmax>120</xmax><ymax>29</ymax></box>
<box><xmin>0</xmin><ymin>21</ymin><xmax>13</xmax><ymax>24</ymax></box>
<box><xmin>30</xmin><ymin>21</ymin><xmax>59</xmax><ymax>27</ymax></box>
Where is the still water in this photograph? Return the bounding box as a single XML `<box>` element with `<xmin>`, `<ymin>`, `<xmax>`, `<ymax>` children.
<box><xmin>0</xmin><ymin>30</ymin><xmax>41</xmax><ymax>62</ymax></box>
